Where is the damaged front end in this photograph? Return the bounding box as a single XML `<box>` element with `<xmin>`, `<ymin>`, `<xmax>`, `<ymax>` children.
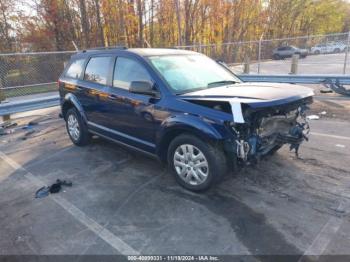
<box><xmin>228</xmin><ymin>101</ymin><xmax>311</xmax><ymax>163</ymax></box>
<box><xmin>182</xmin><ymin>91</ymin><xmax>313</xmax><ymax>164</ymax></box>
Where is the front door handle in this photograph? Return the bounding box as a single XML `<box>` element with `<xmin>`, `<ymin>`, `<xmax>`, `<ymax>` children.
<box><xmin>108</xmin><ymin>94</ymin><xmax>118</xmax><ymax>100</ymax></box>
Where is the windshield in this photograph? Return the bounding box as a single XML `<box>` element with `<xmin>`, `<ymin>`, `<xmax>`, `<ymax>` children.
<box><xmin>149</xmin><ymin>54</ymin><xmax>240</xmax><ymax>94</ymax></box>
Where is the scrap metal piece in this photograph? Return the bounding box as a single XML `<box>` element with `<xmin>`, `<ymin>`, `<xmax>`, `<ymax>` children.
<box><xmin>288</xmin><ymin>106</ymin><xmax>310</xmax><ymax>158</ymax></box>
<box><xmin>236</xmin><ymin>139</ymin><xmax>250</xmax><ymax>161</ymax></box>
<box><xmin>229</xmin><ymin>99</ymin><xmax>245</xmax><ymax>123</ymax></box>
<box><xmin>323</xmin><ymin>78</ymin><xmax>350</xmax><ymax>96</ymax></box>
<box><xmin>35</xmin><ymin>186</ymin><xmax>50</xmax><ymax>198</ymax></box>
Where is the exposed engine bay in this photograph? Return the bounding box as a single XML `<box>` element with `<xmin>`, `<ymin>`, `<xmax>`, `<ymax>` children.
<box><xmin>229</xmin><ymin>104</ymin><xmax>310</xmax><ymax>162</ymax></box>
<box><xmin>186</xmin><ymin>97</ymin><xmax>312</xmax><ymax>162</ymax></box>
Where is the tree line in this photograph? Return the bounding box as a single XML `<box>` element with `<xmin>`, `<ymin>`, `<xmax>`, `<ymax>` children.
<box><xmin>1</xmin><ymin>0</ymin><xmax>350</xmax><ymax>52</ymax></box>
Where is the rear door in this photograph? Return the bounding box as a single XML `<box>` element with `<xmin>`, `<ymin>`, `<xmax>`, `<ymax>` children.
<box><xmin>60</xmin><ymin>57</ymin><xmax>86</xmax><ymax>102</ymax></box>
<box><xmin>77</xmin><ymin>55</ymin><xmax>114</xmax><ymax>125</ymax></box>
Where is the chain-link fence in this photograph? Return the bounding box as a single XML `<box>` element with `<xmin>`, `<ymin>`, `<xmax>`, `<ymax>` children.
<box><xmin>0</xmin><ymin>51</ymin><xmax>75</xmax><ymax>101</ymax></box>
<box><xmin>1</xmin><ymin>32</ymin><xmax>350</xmax><ymax>102</ymax></box>
<box><xmin>176</xmin><ymin>32</ymin><xmax>350</xmax><ymax>75</ymax></box>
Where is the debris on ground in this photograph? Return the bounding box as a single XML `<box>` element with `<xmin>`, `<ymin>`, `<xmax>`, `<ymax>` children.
<box><xmin>335</xmin><ymin>144</ymin><xmax>346</xmax><ymax>148</ymax></box>
<box><xmin>0</xmin><ymin>121</ymin><xmax>18</xmax><ymax>135</ymax></box>
<box><xmin>0</xmin><ymin>128</ymin><xmax>15</xmax><ymax>136</ymax></box>
<box><xmin>24</xmin><ymin>129</ymin><xmax>35</xmax><ymax>136</ymax></box>
<box><xmin>49</xmin><ymin>183</ymin><xmax>61</xmax><ymax>193</ymax></box>
<box><xmin>35</xmin><ymin>179</ymin><xmax>73</xmax><ymax>198</ymax></box>
<box><xmin>35</xmin><ymin>186</ymin><xmax>50</xmax><ymax>198</ymax></box>
<box><xmin>323</xmin><ymin>79</ymin><xmax>350</xmax><ymax>96</ymax></box>
<box><xmin>306</xmin><ymin>115</ymin><xmax>320</xmax><ymax>120</ymax></box>
<box><xmin>320</xmin><ymin>89</ymin><xmax>333</xmax><ymax>93</ymax></box>
<box><xmin>28</xmin><ymin>120</ymin><xmax>39</xmax><ymax>126</ymax></box>
<box><xmin>329</xmin><ymin>206</ymin><xmax>346</xmax><ymax>214</ymax></box>
<box><xmin>21</xmin><ymin>129</ymin><xmax>36</xmax><ymax>140</ymax></box>
<box><xmin>22</xmin><ymin>125</ymin><xmax>34</xmax><ymax>130</ymax></box>
<box><xmin>0</xmin><ymin>121</ymin><xmax>17</xmax><ymax>129</ymax></box>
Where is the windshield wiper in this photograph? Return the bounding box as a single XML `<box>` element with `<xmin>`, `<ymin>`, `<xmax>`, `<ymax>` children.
<box><xmin>207</xmin><ymin>80</ymin><xmax>236</xmax><ymax>87</ymax></box>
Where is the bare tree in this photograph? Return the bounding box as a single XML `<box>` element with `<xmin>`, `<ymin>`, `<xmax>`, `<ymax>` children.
<box><xmin>174</xmin><ymin>0</ymin><xmax>182</xmax><ymax>46</ymax></box>
<box><xmin>136</xmin><ymin>0</ymin><xmax>143</xmax><ymax>47</ymax></box>
<box><xmin>79</xmin><ymin>0</ymin><xmax>89</xmax><ymax>48</ymax></box>
<box><xmin>94</xmin><ymin>0</ymin><xmax>105</xmax><ymax>46</ymax></box>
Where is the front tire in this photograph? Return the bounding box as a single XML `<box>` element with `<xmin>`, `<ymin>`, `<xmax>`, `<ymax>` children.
<box><xmin>167</xmin><ymin>134</ymin><xmax>227</xmax><ymax>192</ymax></box>
<box><xmin>65</xmin><ymin>108</ymin><xmax>91</xmax><ymax>146</ymax></box>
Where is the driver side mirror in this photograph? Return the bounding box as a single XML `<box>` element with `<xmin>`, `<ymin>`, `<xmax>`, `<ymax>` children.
<box><xmin>129</xmin><ymin>81</ymin><xmax>159</xmax><ymax>97</ymax></box>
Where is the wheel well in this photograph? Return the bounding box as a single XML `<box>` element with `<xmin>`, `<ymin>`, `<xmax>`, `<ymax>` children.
<box><xmin>157</xmin><ymin>129</ymin><xmax>186</xmax><ymax>163</ymax></box>
<box><xmin>62</xmin><ymin>101</ymin><xmax>75</xmax><ymax>120</ymax></box>
<box><xmin>157</xmin><ymin>128</ymin><xmax>221</xmax><ymax>163</ymax></box>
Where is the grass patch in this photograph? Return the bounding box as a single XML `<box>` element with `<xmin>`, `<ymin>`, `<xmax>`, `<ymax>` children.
<box><xmin>1</xmin><ymin>83</ymin><xmax>57</xmax><ymax>99</ymax></box>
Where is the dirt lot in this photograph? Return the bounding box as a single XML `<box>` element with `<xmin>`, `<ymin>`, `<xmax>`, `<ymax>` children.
<box><xmin>0</xmin><ymin>88</ymin><xmax>350</xmax><ymax>261</ymax></box>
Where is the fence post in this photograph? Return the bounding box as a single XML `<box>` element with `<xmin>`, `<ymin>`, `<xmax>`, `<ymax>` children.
<box><xmin>343</xmin><ymin>31</ymin><xmax>350</xmax><ymax>75</ymax></box>
<box><xmin>243</xmin><ymin>55</ymin><xmax>250</xmax><ymax>74</ymax></box>
<box><xmin>0</xmin><ymin>83</ymin><xmax>4</xmax><ymax>103</ymax></box>
<box><xmin>290</xmin><ymin>54</ymin><xmax>299</xmax><ymax>74</ymax></box>
<box><xmin>257</xmin><ymin>37</ymin><xmax>262</xmax><ymax>74</ymax></box>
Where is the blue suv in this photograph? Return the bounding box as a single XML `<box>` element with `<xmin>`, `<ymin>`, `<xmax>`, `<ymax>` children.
<box><xmin>59</xmin><ymin>47</ymin><xmax>313</xmax><ymax>191</ymax></box>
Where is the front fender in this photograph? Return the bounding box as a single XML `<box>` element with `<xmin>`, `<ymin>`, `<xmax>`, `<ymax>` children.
<box><xmin>62</xmin><ymin>93</ymin><xmax>87</xmax><ymax>123</ymax></box>
<box><xmin>157</xmin><ymin>114</ymin><xmax>231</xmax><ymax>145</ymax></box>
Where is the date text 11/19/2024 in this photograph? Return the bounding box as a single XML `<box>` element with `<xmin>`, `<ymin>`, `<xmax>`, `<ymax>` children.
<box><xmin>127</xmin><ymin>255</ymin><xmax>219</xmax><ymax>261</ymax></box>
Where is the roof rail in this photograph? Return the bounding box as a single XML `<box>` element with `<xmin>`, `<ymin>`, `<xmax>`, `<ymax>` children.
<box><xmin>81</xmin><ymin>46</ymin><xmax>127</xmax><ymax>53</ymax></box>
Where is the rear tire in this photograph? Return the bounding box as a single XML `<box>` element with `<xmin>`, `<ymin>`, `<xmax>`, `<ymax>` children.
<box><xmin>65</xmin><ymin>108</ymin><xmax>91</xmax><ymax>146</ymax></box>
<box><xmin>167</xmin><ymin>134</ymin><xmax>227</xmax><ymax>192</ymax></box>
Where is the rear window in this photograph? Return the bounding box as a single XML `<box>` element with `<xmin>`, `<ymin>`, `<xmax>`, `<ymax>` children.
<box><xmin>65</xmin><ymin>59</ymin><xmax>85</xmax><ymax>79</ymax></box>
<box><xmin>84</xmin><ymin>56</ymin><xmax>112</xmax><ymax>85</ymax></box>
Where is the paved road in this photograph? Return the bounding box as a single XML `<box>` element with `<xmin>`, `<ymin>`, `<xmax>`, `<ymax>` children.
<box><xmin>0</xmin><ymin>107</ymin><xmax>350</xmax><ymax>259</ymax></box>
<box><xmin>232</xmin><ymin>53</ymin><xmax>350</xmax><ymax>75</ymax></box>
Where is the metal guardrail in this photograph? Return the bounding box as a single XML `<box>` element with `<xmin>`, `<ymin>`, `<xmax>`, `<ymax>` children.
<box><xmin>0</xmin><ymin>95</ymin><xmax>59</xmax><ymax>116</ymax></box>
<box><xmin>238</xmin><ymin>74</ymin><xmax>350</xmax><ymax>85</ymax></box>
<box><xmin>1</xmin><ymin>74</ymin><xmax>350</xmax><ymax>117</ymax></box>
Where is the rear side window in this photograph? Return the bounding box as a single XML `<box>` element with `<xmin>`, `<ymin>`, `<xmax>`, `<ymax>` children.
<box><xmin>113</xmin><ymin>57</ymin><xmax>151</xmax><ymax>89</ymax></box>
<box><xmin>65</xmin><ymin>59</ymin><xmax>85</xmax><ymax>78</ymax></box>
<box><xmin>84</xmin><ymin>56</ymin><xmax>112</xmax><ymax>85</ymax></box>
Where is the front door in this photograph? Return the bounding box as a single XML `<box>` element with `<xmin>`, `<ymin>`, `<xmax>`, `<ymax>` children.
<box><xmin>102</xmin><ymin>56</ymin><xmax>158</xmax><ymax>152</ymax></box>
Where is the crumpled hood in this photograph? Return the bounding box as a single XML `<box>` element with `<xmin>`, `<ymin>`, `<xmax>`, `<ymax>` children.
<box><xmin>179</xmin><ymin>82</ymin><xmax>314</xmax><ymax>123</ymax></box>
<box><xmin>180</xmin><ymin>82</ymin><xmax>314</xmax><ymax>101</ymax></box>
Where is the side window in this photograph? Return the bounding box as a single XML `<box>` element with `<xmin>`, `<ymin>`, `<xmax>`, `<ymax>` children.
<box><xmin>84</xmin><ymin>56</ymin><xmax>111</xmax><ymax>85</ymax></box>
<box><xmin>65</xmin><ymin>59</ymin><xmax>85</xmax><ymax>79</ymax></box>
<box><xmin>113</xmin><ymin>57</ymin><xmax>152</xmax><ymax>90</ymax></box>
